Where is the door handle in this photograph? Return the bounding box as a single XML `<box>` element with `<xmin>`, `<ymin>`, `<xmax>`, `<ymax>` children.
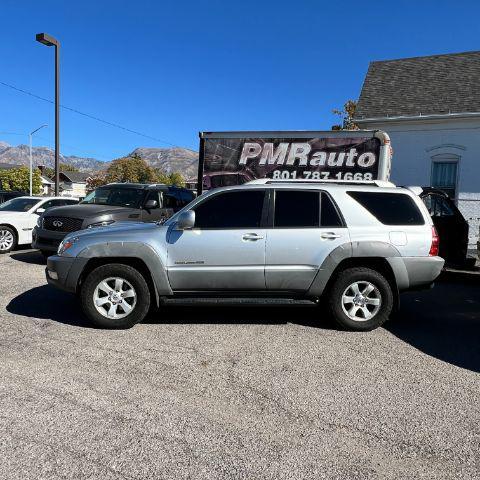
<box><xmin>242</xmin><ymin>233</ymin><xmax>264</xmax><ymax>241</ymax></box>
<box><xmin>321</xmin><ymin>232</ymin><xmax>341</xmax><ymax>240</ymax></box>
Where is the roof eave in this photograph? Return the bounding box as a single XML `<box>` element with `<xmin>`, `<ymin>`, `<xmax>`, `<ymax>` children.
<box><xmin>355</xmin><ymin>111</ymin><xmax>480</xmax><ymax>124</ymax></box>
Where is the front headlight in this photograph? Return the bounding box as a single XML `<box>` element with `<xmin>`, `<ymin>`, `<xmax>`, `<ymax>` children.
<box><xmin>36</xmin><ymin>216</ymin><xmax>42</xmax><ymax>228</ymax></box>
<box><xmin>87</xmin><ymin>220</ymin><xmax>115</xmax><ymax>228</ymax></box>
<box><xmin>57</xmin><ymin>236</ymin><xmax>79</xmax><ymax>256</ymax></box>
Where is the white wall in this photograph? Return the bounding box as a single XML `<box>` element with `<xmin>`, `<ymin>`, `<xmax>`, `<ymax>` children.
<box><xmin>358</xmin><ymin>116</ymin><xmax>480</xmax><ymax>247</ymax></box>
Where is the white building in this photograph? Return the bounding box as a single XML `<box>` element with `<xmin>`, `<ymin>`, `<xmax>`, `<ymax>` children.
<box><xmin>59</xmin><ymin>171</ymin><xmax>90</xmax><ymax>199</ymax></box>
<box><xmin>39</xmin><ymin>174</ymin><xmax>54</xmax><ymax>195</ymax></box>
<box><xmin>354</xmin><ymin>51</ymin><xmax>480</xmax><ymax>247</ymax></box>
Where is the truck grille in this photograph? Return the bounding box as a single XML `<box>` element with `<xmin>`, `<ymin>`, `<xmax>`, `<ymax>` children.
<box><xmin>43</xmin><ymin>216</ymin><xmax>83</xmax><ymax>232</ymax></box>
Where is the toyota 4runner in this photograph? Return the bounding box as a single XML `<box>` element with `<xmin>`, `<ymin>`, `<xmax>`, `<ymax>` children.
<box><xmin>45</xmin><ymin>180</ymin><xmax>444</xmax><ymax>331</ymax></box>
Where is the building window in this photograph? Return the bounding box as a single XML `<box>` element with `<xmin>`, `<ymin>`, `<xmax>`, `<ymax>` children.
<box><xmin>431</xmin><ymin>154</ymin><xmax>459</xmax><ymax>199</ymax></box>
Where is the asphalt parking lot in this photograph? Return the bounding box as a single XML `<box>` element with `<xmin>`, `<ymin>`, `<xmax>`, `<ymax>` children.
<box><xmin>1</xmin><ymin>250</ymin><xmax>479</xmax><ymax>479</ymax></box>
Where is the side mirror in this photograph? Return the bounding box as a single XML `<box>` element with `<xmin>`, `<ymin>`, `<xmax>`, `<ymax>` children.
<box><xmin>36</xmin><ymin>208</ymin><xmax>45</xmax><ymax>214</ymax></box>
<box><xmin>144</xmin><ymin>199</ymin><xmax>158</xmax><ymax>209</ymax></box>
<box><xmin>175</xmin><ymin>210</ymin><xmax>195</xmax><ymax>230</ymax></box>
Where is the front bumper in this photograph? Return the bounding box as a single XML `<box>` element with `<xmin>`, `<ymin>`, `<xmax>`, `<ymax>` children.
<box><xmin>46</xmin><ymin>255</ymin><xmax>88</xmax><ymax>293</ymax></box>
<box><xmin>32</xmin><ymin>226</ymin><xmax>68</xmax><ymax>252</ymax></box>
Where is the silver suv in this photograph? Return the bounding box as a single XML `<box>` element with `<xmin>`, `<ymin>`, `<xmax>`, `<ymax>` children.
<box><xmin>45</xmin><ymin>180</ymin><xmax>444</xmax><ymax>331</ymax></box>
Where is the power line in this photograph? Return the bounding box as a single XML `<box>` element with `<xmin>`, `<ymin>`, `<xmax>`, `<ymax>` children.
<box><xmin>0</xmin><ymin>80</ymin><xmax>179</xmax><ymax>147</ymax></box>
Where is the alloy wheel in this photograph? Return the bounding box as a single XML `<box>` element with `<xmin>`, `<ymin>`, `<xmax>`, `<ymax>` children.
<box><xmin>0</xmin><ymin>229</ymin><xmax>14</xmax><ymax>252</ymax></box>
<box><xmin>341</xmin><ymin>281</ymin><xmax>382</xmax><ymax>322</ymax></box>
<box><xmin>93</xmin><ymin>277</ymin><xmax>137</xmax><ymax>319</ymax></box>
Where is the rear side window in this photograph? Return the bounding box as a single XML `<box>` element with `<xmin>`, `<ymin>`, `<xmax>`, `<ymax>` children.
<box><xmin>348</xmin><ymin>191</ymin><xmax>424</xmax><ymax>225</ymax></box>
<box><xmin>194</xmin><ymin>190</ymin><xmax>265</xmax><ymax>229</ymax></box>
<box><xmin>274</xmin><ymin>190</ymin><xmax>345</xmax><ymax>228</ymax></box>
<box><xmin>274</xmin><ymin>190</ymin><xmax>319</xmax><ymax>228</ymax></box>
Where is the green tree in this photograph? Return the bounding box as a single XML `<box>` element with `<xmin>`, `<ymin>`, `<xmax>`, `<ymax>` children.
<box><xmin>154</xmin><ymin>169</ymin><xmax>185</xmax><ymax>186</ymax></box>
<box><xmin>168</xmin><ymin>172</ymin><xmax>185</xmax><ymax>187</ymax></box>
<box><xmin>332</xmin><ymin>100</ymin><xmax>359</xmax><ymax>130</ymax></box>
<box><xmin>105</xmin><ymin>154</ymin><xmax>157</xmax><ymax>184</ymax></box>
<box><xmin>155</xmin><ymin>169</ymin><xmax>171</xmax><ymax>184</ymax></box>
<box><xmin>0</xmin><ymin>167</ymin><xmax>42</xmax><ymax>194</ymax></box>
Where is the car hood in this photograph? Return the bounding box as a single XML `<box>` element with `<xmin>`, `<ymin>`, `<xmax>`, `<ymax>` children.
<box><xmin>66</xmin><ymin>220</ymin><xmax>162</xmax><ymax>242</ymax></box>
<box><xmin>42</xmin><ymin>204</ymin><xmax>139</xmax><ymax>218</ymax></box>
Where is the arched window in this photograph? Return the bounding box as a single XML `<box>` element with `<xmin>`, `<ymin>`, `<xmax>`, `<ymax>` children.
<box><xmin>430</xmin><ymin>153</ymin><xmax>460</xmax><ymax>200</ymax></box>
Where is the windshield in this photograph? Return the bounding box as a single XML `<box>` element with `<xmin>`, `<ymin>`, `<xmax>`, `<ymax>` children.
<box><xmin>81</xmin><ymin>187</ymin><xmax>145</xmax><ymax>208</ymax></box>
<box><xmin>0</xmin><ymin>197</ymin><xmax>39</xmax><ymax>212</ymax></box>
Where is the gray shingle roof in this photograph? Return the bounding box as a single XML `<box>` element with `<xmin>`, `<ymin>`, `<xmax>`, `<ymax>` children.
<box><xmin>59</xmin><ymin>171</ymin><xmax>90</xmax><ymax>183</ymax></box>
<box><xmin>355</xmin><ymin>51</ymin><xmax>480</xmax><ymax>119</ymax></box>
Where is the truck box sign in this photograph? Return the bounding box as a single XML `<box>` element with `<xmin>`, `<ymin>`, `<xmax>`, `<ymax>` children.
<box><xmin>197</xmin><ymin>131</ymin><xmax>390</xmax><ymax>193</ymax></box>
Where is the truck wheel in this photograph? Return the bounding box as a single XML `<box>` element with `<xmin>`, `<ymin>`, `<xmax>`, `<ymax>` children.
<box><xmin>80</xmin><ymin>263</ymin><xmax>151</xmax><ymax>329</ymax></box>
<box><xmin>0</xmin><ymin>226</ymin><xmax>17</xmax><ymax>254</ymax></box>
<box><xmin>327</xmin><ymin>267</ymin><xmax>393</xmax><ymax>331</ymax></box>
<box><xmin>40</xmin><ymin>250</ymin><xmax>51</xmax><ymax>258</ymax></box>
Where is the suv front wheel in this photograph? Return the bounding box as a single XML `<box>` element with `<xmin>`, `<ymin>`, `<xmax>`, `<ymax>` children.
<box><xmin>327</xmin><ymin>267</ymin><xmax>393</xmax><ymax>331</ymax></box>
<box><xmin>80</xmin><ymin>263</ymin><xmax>151</xmax><ymax>328</ymax></box>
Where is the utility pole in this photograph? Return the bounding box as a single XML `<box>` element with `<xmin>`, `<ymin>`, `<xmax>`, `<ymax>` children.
<box><xmin>36</xmin><ymin>33</ymin><xmax>60</xmax><ymax>195</ymax></box>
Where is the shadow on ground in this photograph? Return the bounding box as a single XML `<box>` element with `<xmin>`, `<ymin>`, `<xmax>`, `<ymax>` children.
<box><xmin>6</xmin><ymin>285</ymin><xmax>91</xmax><ymax>328</ymax></box>
<box><xmin>10</xmin><ymin>250</ymin><xmax>47</xmax><ymax>265</ymax></box>
<box><xmin>7</xmin><ymin>278</ymin><xmax>480</xmax><ymax>372</ymax></box>
<box><xmin>6</xmin><ymin>284</ymin><xmax>333</xmax><ymax>330</ymax></box>
<box><xmin>386</xmin><ymin>279</ymin><xmax>480</xmax><ymax>373</ymax></box>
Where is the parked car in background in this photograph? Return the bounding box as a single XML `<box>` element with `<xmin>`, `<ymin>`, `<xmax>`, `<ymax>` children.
<box><xmin>0</xmin><ymin>190</ymin><xmax>26</xmax><ymax>205</ymax></box>
<box><xmin>33</xmin><ymin>183</ymin><xmax>195</xmax><ymax>255</ymax></box>
<box><xmin>45</xmin><ymin>179</ymin><xmax>443</xmax><ymax>331</ymax></box>
<box><xmin>414</xmin><ymin>187</ymin><xmax>475</xmax><ymax>268</ymax></box>
<box><xmin>0</xmin><ymin>196</ymin><xmax>79</xmax><ymax>254</ymax></box>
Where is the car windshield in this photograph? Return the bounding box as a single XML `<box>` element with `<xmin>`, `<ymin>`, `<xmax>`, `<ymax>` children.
<box><xmin>81</xmin><ymin>187</ymin><xmax>144</xmax><ymax>207</ymax></box>
<box><xmin>0</xmin><ymin>197</ymin><xmax>40</xmax><ymax>212</ymax></box>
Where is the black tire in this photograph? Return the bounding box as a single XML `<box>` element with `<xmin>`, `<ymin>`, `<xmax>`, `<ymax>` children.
<box><xmin>80</xmin><ymin>263</ymin><xmax>151</xmax><ymax>329</ymax></box>
<box><xmin>40</xmin><ymin>250</ymin><xmax>51</xmax><ymax>258</ymax></box>
<box><xmin>0</xmin><ymin>226</ymin><xmax>17</xmax><ymax>254</ymax></box>
<box><xmin>327</xmin><ymin>267</ymin><xmax>393</xmax><ymax>331</ymax></box>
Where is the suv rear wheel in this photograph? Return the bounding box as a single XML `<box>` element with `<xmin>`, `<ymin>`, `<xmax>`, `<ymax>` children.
<box><xmin>327</xmin><ymin>267</ymin><xmax>393</xmax><ymax>331</ymax></box>
<box><xmin>80</xmin><ymin>263</ymin><xmax>151</xmax><ymax>329</ymax></box>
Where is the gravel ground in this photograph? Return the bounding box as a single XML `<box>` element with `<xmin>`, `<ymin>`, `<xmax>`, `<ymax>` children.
<box><xmin>1</xmin><ymin>250</ymin><xmax>479</xmax><ymax>479</ymax></box>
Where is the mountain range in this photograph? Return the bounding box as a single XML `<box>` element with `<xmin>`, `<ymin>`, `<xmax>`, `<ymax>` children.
<box><xmin>0</xmin><ymin>141</ymin><xmax>199</xmax><ymax>179</ymax></box>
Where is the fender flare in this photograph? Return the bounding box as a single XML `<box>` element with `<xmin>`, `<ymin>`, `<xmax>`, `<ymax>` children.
<box><xmin>307</xmin><ymin>241</ymin><xmax>408</xmax><ymax>296</ymax></box>
<box><xmin>77</xmin><ymin>241</ymin><xmax>173</xmax><ymax>297</ymax></box>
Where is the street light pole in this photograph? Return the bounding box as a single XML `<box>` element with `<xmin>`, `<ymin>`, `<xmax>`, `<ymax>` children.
<box><xmin>29</xmin><ymin>124</ymin><xmax>48</xmax><ymax>195</ymax></box>
<box><xmin>36</xmin><ymin>32</ymin><xmax>60</xmax><ymax>196</ymax></box>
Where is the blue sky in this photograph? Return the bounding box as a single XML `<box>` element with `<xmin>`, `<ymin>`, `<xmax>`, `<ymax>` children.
<box><xmin>1</xmin><ymin>0</ymin><xmax>479</xmax><ymax>162</ymax></box>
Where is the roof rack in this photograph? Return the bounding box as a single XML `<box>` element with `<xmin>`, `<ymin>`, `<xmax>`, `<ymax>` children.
<box><xmin>245</xmin><ymin>179</ymin><xmax>395</xmax><ymax>187</ymax></box>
